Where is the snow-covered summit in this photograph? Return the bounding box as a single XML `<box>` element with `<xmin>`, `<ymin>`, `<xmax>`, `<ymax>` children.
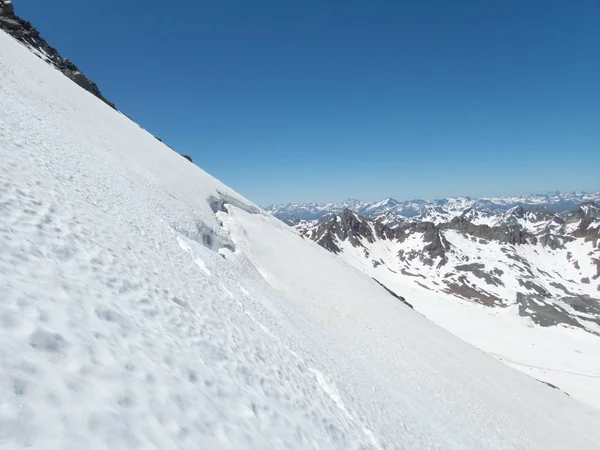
<box><xmin>3</xmin><ymin>27</ymin><xmax>600</xmax><ymax>449</ymax></box>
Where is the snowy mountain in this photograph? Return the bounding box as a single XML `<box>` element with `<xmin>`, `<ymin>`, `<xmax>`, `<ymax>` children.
<box><xmin>267</xmin><ymin>192</ymin><xmax>600</xmax><ymax>225</ymax></box>
<box><xmin>298</xmin><ymin>206</ymin><xmax>600</xmax><ymax>409</ymax></box>
<box><xmin>4</xmin><ymin>21</ymin><xmax>600</xmax><ymax>450</ymax></box>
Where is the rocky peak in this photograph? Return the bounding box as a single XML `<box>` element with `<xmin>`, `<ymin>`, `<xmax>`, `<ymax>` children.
<box><xmin>564</xmin><ymin>201</ymin><xmax>600</xmax><ymax>222</ymax></box>
<box><xmin>525</xmin><ymin>204</ymin><xmax>557</xmax><ymax>222</ymax></box>
<box><xmin>413</xmin><ymin>222</ymin><xmax>449</xmax><ymax>265</ymax></box>
<box><xmin>0</xmin><ymin>0</ymin><xmax>14</xmax><ymax>16</ymax></box>
<box><xmin>506</xmin><ymin>205</ymin><xmax>526</xmax><ymax>218</ymax></box>
<box><xmin>303</xmin><ymin>209</ymin><xmax>404</xmax><ymax>254</ymax></box>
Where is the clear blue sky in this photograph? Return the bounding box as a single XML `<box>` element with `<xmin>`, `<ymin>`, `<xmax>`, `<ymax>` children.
<box><xmin>16</xmin><ymin>0</ymin><xmax>600</xmax><ymax>205</ymax></box>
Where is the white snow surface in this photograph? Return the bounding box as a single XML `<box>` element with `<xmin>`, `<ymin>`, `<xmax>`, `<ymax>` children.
<box><xmin>2</xmin><ymin>30</ymin><xmax>600</xmax><ymax>449</ymax></box>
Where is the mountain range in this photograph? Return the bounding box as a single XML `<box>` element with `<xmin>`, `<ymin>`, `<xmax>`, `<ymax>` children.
<box><xmin>266</xmin><ymin>191</ymin><xmax>600</xmax><ymax>225</ymax></box>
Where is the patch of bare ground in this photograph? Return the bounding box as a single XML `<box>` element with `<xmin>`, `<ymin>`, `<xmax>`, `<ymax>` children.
<box><xmin>400</xmin><ymin>268</ymin><xmax>426</xmax><ymax>279</ymax></box>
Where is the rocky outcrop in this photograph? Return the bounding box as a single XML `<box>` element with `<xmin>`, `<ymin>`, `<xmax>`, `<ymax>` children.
<box><xmin>411</xmin><ymin>222</ymin><xmax>449</xmax><ymax>266</ymax></box>
<box><xmin>455</xmin><ymin>263</ymin><xmax>504</xmax><ymax>287</ymax></box>
<box><xmin>571</xmin><ymin>217</ymin><xmax>600</xmax><ymax>246</ymax></box>
<box><xmin>0</xmin><ymin>0</ymin><xmax>13</xmax><ymax>15</ymax></box>
<box><xmin>0</xmin><ymin>1</ymin><xmax>115</xmax><ymax>109</ymax></box>
<box><xmin>444</xmin><ymin>216</ymin><xmax>536</xmax><ymax>245</ymax></box>
<box><xmin>304</xmin><ymin>209</ymin><xmax>405</xmax><ymax>254</ymax></box>
<box><xmin>338</xmin><ymin>209</ymin><xmax>375</xmax><ymax>247</ymax></box>
<box><xmin>526</xmin><ymin>204</ymin><xmax>557</xmax><ymax>222</ymax></box>
<box><xmin>372</xmin><ymin>278</ymin><xmax>413</xmax><ymax>308</ymax></box>
<box><xmin>517</xmin><ymin>293</ymin><xmax>600</xmax><ymax>334</ymax></box>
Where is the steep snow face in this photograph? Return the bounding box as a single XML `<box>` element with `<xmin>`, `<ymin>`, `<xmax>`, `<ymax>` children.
<box><xmin>2</xmin><ymin>30</ymin><xmax>600</xmax><ymax>450</ymax></box>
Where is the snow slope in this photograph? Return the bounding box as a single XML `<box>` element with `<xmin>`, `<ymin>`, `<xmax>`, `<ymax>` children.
<box><xmin>2</xmin><ymin>30</ymin><xmax>600</xmax><ymax>449</ymax></box>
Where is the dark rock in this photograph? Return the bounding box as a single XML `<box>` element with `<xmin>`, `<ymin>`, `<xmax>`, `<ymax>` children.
<box><xmin>0</xmin><ymin>16</ymin><xmax>19</xmax><ymax>30</ymax></box>
<box><xmin>372</xmin><ymin>278</ymin><xmax>413</xmax><ymax>308</ymax></box>
<box><xmin>411</xmin><ymin>222</ymin><xmax>449</xmax><ymax>265</ymax></box>
<box><xmin>444</xmin><ymin>216</ymin><xmax>536</xmax><ymax>245</ymax></box>
<box><xmin>0</xmin><ymin>0</ymin><xmax>14</xmax><ymax>16</ymax></box>
<box><xmin>455</xmin><ymin>263</ymin><xmax>504</xmax><ymax>287</ymax></box>
<box><xmin>517</xmin><ymin>294</ymin><xmax>578</xmax><ymax>328</ymax></box>
<box><xmin>444</xmin><ymin>282</ymin><xmax>502</xmax><ymax>306</ymax></box>
<box><xmin>526</xmin><ymin>204</ymin><xmax>558</xmax><ymax>222</ymax></box>
<box><xmin>549</xmin><ymin>281</ymin><xmax>575</xmax><ymax>295</ymax></box>
<box><xmin>181</xmin><ymin>154</ymin><xmax>193</xmax><ymax>163</ymax></box>
<box><xmin>0</xmin><ymin>1</ymin><xmax>115</xmax><ymax>109</ymax></box>
<box><xmin>516</xmin><ymin>294</ymin><xmax>599</xmax><ymax>335</ymax></box>
<box><xmin>308</xmin><ymin>209</ymin><xmax>404</xmax><ymax>255</ymax></box>
<box><xmin>537</xmin><ymin>379</ymin><xmax>569</xmax><ymax>396</ymax></box>
<box><xmin>518</xmin><ymin>279</ymin><xmax>551</xmax><ymax>297</ymax></box>
<box><xmin>571</xmin><ymin>217</ymin><xmax>600</xmax><ymax>246</ymax></box>
<box><xmin>537</xmin><ymin>232</ymin><xmax>568</xmax><ymax>250</ymax></box>
<box><xmin>561</xmin><ymin>295</ymin><xmax>600</xmax><ymax>316</ymax></box>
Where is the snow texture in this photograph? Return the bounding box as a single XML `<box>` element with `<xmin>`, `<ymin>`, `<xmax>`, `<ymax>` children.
<box><xmin>2</xmin><ymin>30</ymin><xmax>600</xmax><ymax>449</ymax></box>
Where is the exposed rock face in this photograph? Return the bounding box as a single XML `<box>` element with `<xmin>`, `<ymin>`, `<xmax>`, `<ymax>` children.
<box><xmin>526</xmin><ymin>204</ymin><xmax>557</xmax><ymax>222</ymax></box>
<box><xmin>181</xmin><ymin>154</ymin><xmax>193</xmax><ymax>163</ymax></box>
<box><xmin>0</xmin><ymin>0</ymin><xmax>13</xmax><ymax>15</ymax></box>
<box><xmin>572</xmin><ymin>217</ymin><xmax>600</xmax><ymax>246</ymax></box>
<box><xmin>455</xmin><ymin>263</ymin><xmax>503</xmax><ymax>287</ymax></box>
<box><xmin>0</xmin><ymin>1</ymin><xmax>115</xmax><ymax>109</ymax></box>
<box><xmin>305</xmin><ymin>209</ymin><xmax>405</xmax><ymax>254</ymax></box>
<box><xmin>416</xmin><ymin>222</ymin><xmax>449</xmax><ymax>265</ymax></box>
<box><xmin>445</xmin><ymin>281</ymin><xmax>503</xmax><ymax>307</ymax></box>
<box><xmin>445</xmin><ymin>216</ymin><xmax>536</xmax><ymax>245</ymax></box>
<box><xmin>516</xmin><ymin>293</ymin><xmax>600</xmax><ymax>334</ymax></box>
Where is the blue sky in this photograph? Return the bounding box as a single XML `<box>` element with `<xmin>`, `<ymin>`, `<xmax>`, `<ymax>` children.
<box><xmin>17</xmin><ymin>1</ymin><xmax>600</xmax><ymax>205</ymax></box>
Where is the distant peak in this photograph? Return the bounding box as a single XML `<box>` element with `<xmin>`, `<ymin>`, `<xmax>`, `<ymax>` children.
<box><xmin>378</xmin><ymin>197</ymin><xmax>400</xmax><ymax>206</ymax></box>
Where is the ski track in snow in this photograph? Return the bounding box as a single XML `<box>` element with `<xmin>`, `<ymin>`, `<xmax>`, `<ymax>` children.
<box><xmin>2</xmin><ymin>29</ymin><xmax>600</xmax><ymax>449</ymax></box>
<box><xmin>491</xmin><ymin>354</ymin><xmax>600</xmax><ymax>380</ymax></box>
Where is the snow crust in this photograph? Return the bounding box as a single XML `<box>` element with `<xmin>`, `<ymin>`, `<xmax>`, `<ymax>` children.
<box><xmin>2</xmin><ymin>30</ymin><xmax>600</xmax><ymax>449</ymax></box>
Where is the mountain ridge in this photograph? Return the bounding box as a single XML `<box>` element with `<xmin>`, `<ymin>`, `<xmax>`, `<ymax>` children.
<box><xmin>267</xmin><ymin>192</ymin><xmax>600</xmax><ymax>223</ymax></box>
<box><xmin>0</xmin><ymin>0</ymin><xmax>115</xmax><ymax>108</ymax></box>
